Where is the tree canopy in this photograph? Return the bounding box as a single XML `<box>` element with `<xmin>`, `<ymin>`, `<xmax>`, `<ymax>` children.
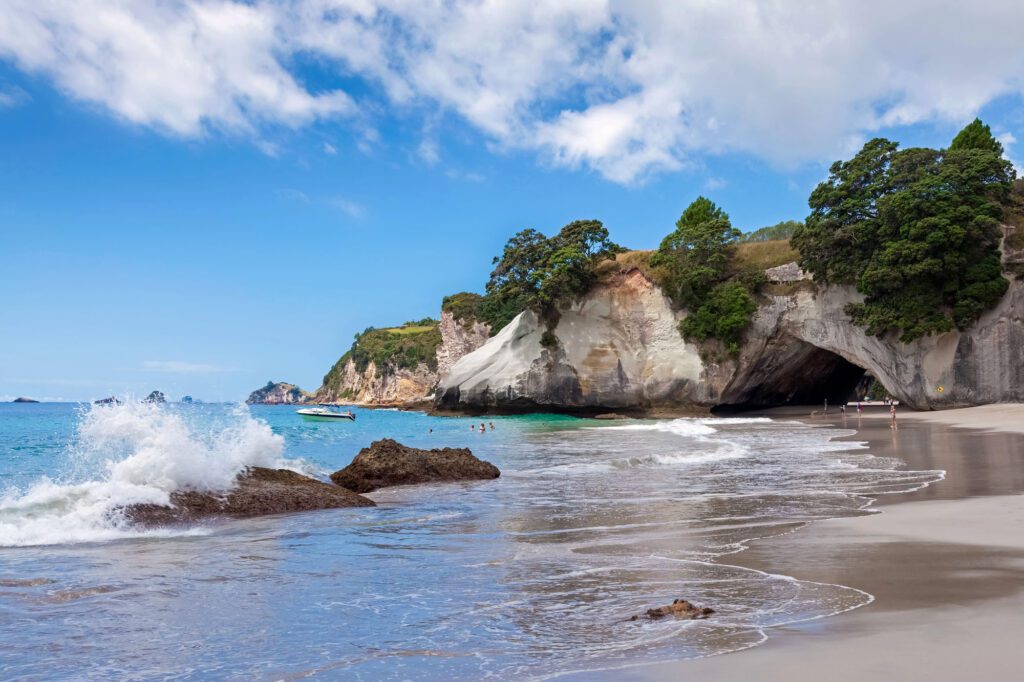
<box><xmin>791</xmin><ymin>119</ymin><xmax>1014</xmax><ymax>342</ymax></box>
<box><xmin>739</xmin><ymin>219</ymin><xmax>803</xmax><ymax>243</ymax></box>
<box><xmin>479</xmin><ymin>220</ymin><xmax>622</xmax><ymax>332</ymax></box>
<box><xmin>650</xmin><ymin>196</ymin><xmax>741</xmax><ymax>310</ymax></box>
<box><xmin>651</xmin><ymin>197</ymin><xmax>757</xmax><ymax>354</ymax></box>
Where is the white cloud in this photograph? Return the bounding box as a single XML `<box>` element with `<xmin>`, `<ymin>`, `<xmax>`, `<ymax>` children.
<box><xmin>142</xmin><ymin>360</ymin><xmax>230</xmax><ymax>373</ymax></box>
<box><xmin>327</xmin><ymin>196</ymin><xmax>366</xmax><ymax>219</ymax></box>
<box><xmin>0</xmin><ymin>0</ymin><xmax>352</xmax><ymax>137</ymax></box>
<box><xmin>445</xmin><ymin>168</ymin><xmax>485</xmax><ymax>183</ymax></box>
<box><xmin>323</xmin><ymin>141</ymin><xmax>337</xmax><ymax>155</ymax></box>
<box><xmin>2</xmin><ymin>1</ymin><xmax>1023</xmax><ymax>183</ymax></box>
<box><xmin>997</xmin><ymin>132</ymin><xmax>1023</xmax><ymax>174</ymax></box>
<box><xmin>0</xmin><ymin>84</ymin><xmax>29</xmax><ymax>108</ymax></box>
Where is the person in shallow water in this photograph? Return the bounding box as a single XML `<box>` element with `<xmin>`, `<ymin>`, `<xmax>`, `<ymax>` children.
<box><xmin>489</xmin><ymin>422</ymin><xmax>495</xmax><ymax>431</ymax></box>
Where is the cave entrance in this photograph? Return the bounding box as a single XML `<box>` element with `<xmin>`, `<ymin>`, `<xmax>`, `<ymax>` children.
<box><xmin>714</xmin><ymin>339</ymin><xmax>868</xmax><ymax>411</ymax></box>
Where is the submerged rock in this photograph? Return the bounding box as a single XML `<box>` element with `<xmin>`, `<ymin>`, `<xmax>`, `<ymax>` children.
<box><xmin>631</xmin><ymin>599</ymin><xmax>715</xmax><ymax>621</ymax></box>
<box><xmin>123</xmin><ymin>467</ymin><xmax>375</xmax><ymax>525</ymax></box>
<box><xmin>330</xmin><ymin>438</ymin><xmax>500</xmax><ymax>493</ymax></box>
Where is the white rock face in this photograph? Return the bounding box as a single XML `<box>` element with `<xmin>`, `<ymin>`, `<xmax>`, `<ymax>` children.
<box><xmin>437</xmin><ymin>270</ymin><xmax>710</xmax><ymax>411</ymax></box>
<box><xmin>438</xmin><ymin>266</ymin><xmax>1024</xmax><ymax>412</ymax></box>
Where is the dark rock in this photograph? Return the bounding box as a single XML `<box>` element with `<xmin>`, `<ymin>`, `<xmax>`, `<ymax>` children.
<box><xmin>93</xmin><ymin>396</ymin><xmax>122</xmax><ymax>405</ymax></box>
<box><xmin>180</xmin><ymin>395</ymin><xmax>194</xmax><ymax>404</ymax></box>
<box><xmin>142</xmin><ymin>390</ymin><xmax>166</xmax><ymax>404</ymax></box>
<box><xmin>123</xmin><ymin>467</ymin><xmax>375</xmax><ymax>525</ymax></box>
<box><xmin>630</xmin><ymin>599</ymin><xmax>715</xmax><ymax>621</ymax></box>
<box><xmin>593</xmin><ymin>412</ymin><xmax>625</xmax><ymax>420</ymax></box>
<box><xmin>330</xmin><ymin>438</ymin><xmax>500</xmax><ymax>493</ymax></box>
<box><xmin>12</xmin><ymin>397</ymin><xmax>39</xmax><ymax>403</ymax></box>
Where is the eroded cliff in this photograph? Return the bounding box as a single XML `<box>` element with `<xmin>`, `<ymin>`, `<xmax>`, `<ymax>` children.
<box><xmin>436</xmin><ymin>265</ymin><xmax>1024</xmax><ymax>413</ymax></box>
<box><xmin>317</xmin><ymin>312</ymin><xmax>491</xmax><ymax>406</ymax></box>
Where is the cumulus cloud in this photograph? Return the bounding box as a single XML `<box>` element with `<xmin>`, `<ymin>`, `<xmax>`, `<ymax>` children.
<box><xmin>2</xmin><ymin>1</ymin><xmax>1023</xmax><ymax>183</ymax></box>
<box><xmin>0</xmin><ymin>0</ymin><xmax>352</xmax><ymax>137</ymax></box>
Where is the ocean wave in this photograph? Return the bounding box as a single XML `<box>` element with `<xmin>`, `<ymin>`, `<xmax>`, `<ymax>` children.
<box><xmin>0</xmin><ymin>401</ymin><xmax>302</xmax><ymax>547</ymax></box>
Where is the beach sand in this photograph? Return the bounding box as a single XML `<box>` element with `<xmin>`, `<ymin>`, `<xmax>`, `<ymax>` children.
<box><xmin>575</xmin><ymin>404</ymin><xmax>1024</xmax><ymax>681</ymax></box>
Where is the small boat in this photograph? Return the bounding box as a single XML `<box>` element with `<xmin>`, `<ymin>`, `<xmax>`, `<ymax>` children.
<box><xmin>296</xmin><ymin>406</ymin><xmax>356</xmax><ymax>422</ymax></box>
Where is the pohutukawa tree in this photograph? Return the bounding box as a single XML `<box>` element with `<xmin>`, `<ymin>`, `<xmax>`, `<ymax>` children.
<box><xmin>792</xmin><ymin>118</ymin><xmax>1015</xmax><ymax>342</ymax></box>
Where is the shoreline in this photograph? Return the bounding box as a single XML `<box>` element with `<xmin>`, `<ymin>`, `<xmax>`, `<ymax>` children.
<box><xmin>576</xmin><ymin>404</ymin><xmax>1024</xmax><ymax>680</ymax></box>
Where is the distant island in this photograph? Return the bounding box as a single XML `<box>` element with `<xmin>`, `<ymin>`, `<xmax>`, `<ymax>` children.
<box><xmin>246</xmin><ymin>381</ymin><xmax>314</xmax><ymax>405</ymax></box>
<box><xmin>12</xmin><ymin>397</ymin><xmax>39</xmax><ymax>403</ymax></box>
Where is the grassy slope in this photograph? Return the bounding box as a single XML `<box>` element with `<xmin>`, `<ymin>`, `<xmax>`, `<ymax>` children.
<box><xmin>320</xmin><ymin>322</ymin><xmax>442</xmax><ymax>394</ymax></box>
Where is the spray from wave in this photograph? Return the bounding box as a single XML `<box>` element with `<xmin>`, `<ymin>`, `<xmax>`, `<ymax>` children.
<box><xmin>0</xmin><ymin>401</ymin><xmax>301</xmax><ymax>547</ymax></box>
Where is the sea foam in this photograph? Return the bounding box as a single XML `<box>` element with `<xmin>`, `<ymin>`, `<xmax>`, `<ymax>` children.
<box><xmin>0</xmin><ymin>401</ymin><xmax>295</xmax><ymax>547</ymax></box>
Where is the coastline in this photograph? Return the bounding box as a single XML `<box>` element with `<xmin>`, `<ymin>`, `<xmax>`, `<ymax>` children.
<box><xmin>577</xmin><ymin>404</ymin><xmax>1024</xmax><ymax>680</ymax></box>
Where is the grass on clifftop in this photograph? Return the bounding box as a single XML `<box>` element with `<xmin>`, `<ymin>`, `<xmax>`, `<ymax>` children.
<box><xmin>321</xmin><ymin>321</ymin><xmax>442</xmax><ymax>394</ymax></box>
<box><xmin>595</xmin><ymin>242</ymin><xmax>798</xmax><ymax>284</ymax></box>
<box><xmin>734</xmin><ymin>240</ymin><xmax>799</xmax><ymax>271</ymax></box>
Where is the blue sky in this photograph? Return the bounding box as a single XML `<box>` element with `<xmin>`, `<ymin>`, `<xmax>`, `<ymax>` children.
<box><xmin>1</xmin><ymin>1</ymin><xmax>1022</xmax><ymax>402</ymax></box>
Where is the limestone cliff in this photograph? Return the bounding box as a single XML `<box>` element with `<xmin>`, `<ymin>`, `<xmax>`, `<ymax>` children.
<box><xmin>316</xmin><ymin>313</ymin><xmax>490</xmax><ymax>406</ymax></box>
<box><xmin>436</xmin><ymin>266</ymin><xmax>1024</xmax><ymax>413</ymax></box>
<box><xmin>316</xmin><ymin>358</ymin><xmax>438</xmax><ymax>406</ymax></box>
<box><xmin>437</xmin><ymin>310</ymin><xmax>492</xmax><ymax>377</ymax></box>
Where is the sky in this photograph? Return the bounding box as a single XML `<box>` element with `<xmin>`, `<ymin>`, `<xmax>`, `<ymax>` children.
<box><xmin>1</xmin><ymin>0</ymin><xmax>1023</xmax><ymax>402</ymax></box>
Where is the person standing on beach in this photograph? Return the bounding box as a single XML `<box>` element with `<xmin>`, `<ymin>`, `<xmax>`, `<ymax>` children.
<box><xmin>890</xmin><ymin>402</ymin><xmax>897</xmax><ymax>427</ymax></box>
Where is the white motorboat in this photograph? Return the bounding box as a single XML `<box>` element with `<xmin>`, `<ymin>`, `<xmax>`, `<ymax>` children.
<box><xmin>296</xmin><ymin>406</ymin><xmax>356</xmax><ymax>422</ymax></box>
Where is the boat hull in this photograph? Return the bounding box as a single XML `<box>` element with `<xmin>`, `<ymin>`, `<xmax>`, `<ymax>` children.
<box><xmin>299</xmin><ymin>413</ymin><xmax>355</xmax><ymax>422</ymax></box>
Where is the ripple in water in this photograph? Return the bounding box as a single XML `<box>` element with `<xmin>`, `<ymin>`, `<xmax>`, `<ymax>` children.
<box><xmin>0</xmin><ymin>406</ymin><xmax>943</xmax><ymax>679</ymax></box>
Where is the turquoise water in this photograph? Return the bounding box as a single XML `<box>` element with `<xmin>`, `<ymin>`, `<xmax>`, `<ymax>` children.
<box><xmin>0</xmin><ymin>402</ymin><xmax>942</xmax><ymax>679</ymax></box>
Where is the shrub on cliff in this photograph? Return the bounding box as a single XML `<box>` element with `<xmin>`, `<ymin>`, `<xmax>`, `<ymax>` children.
<box><xmin>679</xmin><ymin>281</ymin><xmax>757</xmax><ymax>355</ymax></box>
<box><xmin>792</xmin><ymin>118</ymin><xmax>1015</xmax><ymax>342</ymax></box>
<box><xmin>441</xmin><ymin>292</ymin><xmax>486</xmax><ymax>329</ymax></box>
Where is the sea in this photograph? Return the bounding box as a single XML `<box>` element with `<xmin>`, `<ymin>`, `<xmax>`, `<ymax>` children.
<box><xmin>0</xmin><ymin>401</ymin><xmax>943</xmax><ymax>680</ymax></box>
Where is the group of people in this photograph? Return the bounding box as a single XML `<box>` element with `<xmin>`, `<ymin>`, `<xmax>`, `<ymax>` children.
<box><xmin>471</xmin><ymin>422</ymin><xmax>495</xmax><ymax>432</ymax></box>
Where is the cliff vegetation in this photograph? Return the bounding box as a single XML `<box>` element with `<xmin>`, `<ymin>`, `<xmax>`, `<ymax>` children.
<box><xmin>792</xmin><ymin>118</ymin><xmax>1016</xmax><ymax>342</ymax></box>
<box><xmin>321</xmin><ymin>320</ymin><xmax>442</xmax><ymax>393</ymax></box>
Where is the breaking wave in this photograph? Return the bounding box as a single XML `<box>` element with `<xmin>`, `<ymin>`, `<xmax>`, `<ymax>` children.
<box><xmin>0</xmin><ymin>401</ymin><xmax>300</xmax><ymax>547</ymax></box>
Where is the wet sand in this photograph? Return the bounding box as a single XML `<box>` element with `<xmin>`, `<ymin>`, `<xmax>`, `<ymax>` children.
<box><xmin>582</xmin><ymin>405</ymin><xmax>1024</xmax><ymax>680</ymax></box>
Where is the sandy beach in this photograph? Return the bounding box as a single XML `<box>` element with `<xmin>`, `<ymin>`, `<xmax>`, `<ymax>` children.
<box><xmin>577</xmin><ymin>404</ymin><xmax>1024</xmax><ymax>681</ymax></box>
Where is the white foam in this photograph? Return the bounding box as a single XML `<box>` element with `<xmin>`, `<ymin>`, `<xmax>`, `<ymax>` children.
<box><xmin>0</xmin><ymin>401</ymin><xmax>298</xmax><ymax>547</ymax></box>
<box><xmin>590</xmin><ymin>419</ymin><xmax>718</xmax><ymax>437</ymax></box>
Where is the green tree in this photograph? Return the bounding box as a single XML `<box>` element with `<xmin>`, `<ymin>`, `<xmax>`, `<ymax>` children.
<box><xmin>792</xmin><ymin>120</ymin><xmax>1015</xmax><ymax>342</ymax></box>
<box><xmin>651</xmin><ymin>196</ymin><xmax>741</xmax><ymax>309</ymax></box>
<box><xmin>480</xmin><ymin>220</ymin><xmax>621</xmax><ymax>332</ymax></box>
<box><xmin>650</xmin><ymin>197</ymin><xmax>759</xmax><ymax>355</ymax></box>
<box><xmin>739</xmin><ymin>219</ymin><xmax>804</xmax><ymax>243</ymax></box>
<box><xmin>950</xmin><ymin>118</ymin><xmax>1005</xmax><ymax>154</ymax></box>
